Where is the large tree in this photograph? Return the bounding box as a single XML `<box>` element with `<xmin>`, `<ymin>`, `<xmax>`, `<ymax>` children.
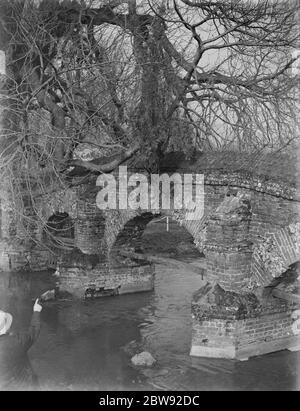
<box><xmin>0</xmin><ymin>0</ymin><xmax>299</xmax><ymax>194</ymax></box>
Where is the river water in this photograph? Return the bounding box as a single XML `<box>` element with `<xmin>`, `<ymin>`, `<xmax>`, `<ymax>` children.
<box><xmin>0</xmin><ymin>221</ymin><xmax>299</xmax><ymax>391</ymax></box>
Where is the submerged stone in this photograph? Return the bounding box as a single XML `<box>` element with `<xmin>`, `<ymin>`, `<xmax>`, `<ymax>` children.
<box><xmin>131</xmin><ymin>351</ymin><xmax>156</xmax><ymax>367</ymax></box>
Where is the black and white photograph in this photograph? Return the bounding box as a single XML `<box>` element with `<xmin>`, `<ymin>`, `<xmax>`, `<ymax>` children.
<box><xmin>0</xmin><ymin>0</ymin><xmax>299</xmax><ymax>394</ymax></box>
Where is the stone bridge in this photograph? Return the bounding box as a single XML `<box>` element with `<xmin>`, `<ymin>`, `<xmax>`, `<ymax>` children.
<box><xmin>0</xmin><ymin>151</ymin><xmax>300</xmax><ymax>360</ymax></box>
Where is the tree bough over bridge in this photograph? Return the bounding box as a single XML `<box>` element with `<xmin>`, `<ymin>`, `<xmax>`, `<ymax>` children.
<box><xmin>0</xmin><ymin>151</ymin><xmax>299</xmax><ymax>360</ymax></box>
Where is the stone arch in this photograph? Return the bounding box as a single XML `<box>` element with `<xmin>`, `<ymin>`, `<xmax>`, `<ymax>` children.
<box><xmin>251</xmin><ymin>222</ymin><xmax>300</xmax><ymax>288</ymax></box>
<box><xmin>106</xmin><ymin>208</ymin><xmax>206</xmax><ymax>262</ymax></box>
<box><xmin>104</xmin><ymin>209</ymin><xmax>143</xmax><ymax>254</ymax></box>
<box><xmin>34</xmin><ymin>188</ymin><xmax>78</xmax><ymax>243</ymax></box>
<box><xmin>105</xmin><ymin>209</ymin><xmax>206</xmax><ymax>295</ymax></box>
<box><xmin>106</xmin><ymin>210</ymin><xmax>203</xmax><ymax>269</ymax></box>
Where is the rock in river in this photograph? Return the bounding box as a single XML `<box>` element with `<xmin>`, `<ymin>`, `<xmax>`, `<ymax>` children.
<box><xmin>131</xmin><ymin>352</ymin><xmax>156</xmax><ymax>367</ymax></box>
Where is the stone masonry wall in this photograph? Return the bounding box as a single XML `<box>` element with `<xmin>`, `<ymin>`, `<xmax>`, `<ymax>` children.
<box><xmin>190</xmin><ymin>282</ymin><xmax>300</xmax><ymax>359</ymax></box>
<box><xmin>75</xmin><ymin>199</ymin><xmax>106</xmax><ymax>255</ymax></box>
<box><xmin>59</xmin><ymin>261</ymin><xmax>155</xmax><ymax>298</ymax></box>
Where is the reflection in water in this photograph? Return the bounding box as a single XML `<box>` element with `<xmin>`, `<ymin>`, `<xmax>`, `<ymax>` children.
<box><xmin>0</xmin><ymin>262</ymin><xmax>299</xmax><ymax>391</ymax></box>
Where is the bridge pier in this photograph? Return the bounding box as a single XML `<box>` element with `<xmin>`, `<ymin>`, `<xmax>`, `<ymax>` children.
<box><xmin>190</xmin><ymin>282</ymin><xmax>300</xmax><ymax>360</ymax></box>
<box><xmin>57</xmin><ymin>249</ymin><xmax>155</xmax><ymax>299</ymax></box>
<box><xmin>190</xmin><ymin>193</ymin><xmax>300</xmax><ymax>360</ymax></box>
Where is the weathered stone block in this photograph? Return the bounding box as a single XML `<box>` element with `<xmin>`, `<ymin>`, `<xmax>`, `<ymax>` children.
<box><xmin>190</xmin><ymin>282</ymin><xmax>300</xmax><ymax>360</ymax></box>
